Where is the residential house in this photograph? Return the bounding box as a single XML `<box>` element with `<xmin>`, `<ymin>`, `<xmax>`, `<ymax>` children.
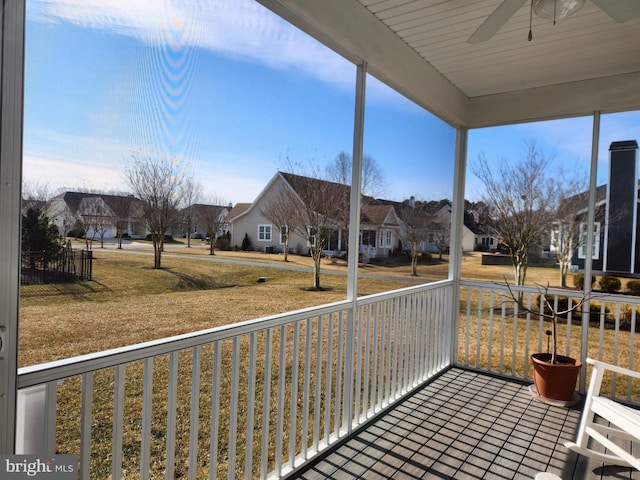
<box><xmin>47</xmin><ymin>191</ymin><xmax>147</xmax><ymax>239</ymax></box>
<box><xmin>229</xmin><ymin>172</ymin><xmax>407</xmax><ymax>258</ymax></box>
<box><xmin>570</xmin><ymin>140</ymin><xmax>639</xmax><ymax>276</ymax></box>
<box><xmin>178</xmin><ymin>203</ymin><xmax>233</xmax><ymax>240</ymax></box>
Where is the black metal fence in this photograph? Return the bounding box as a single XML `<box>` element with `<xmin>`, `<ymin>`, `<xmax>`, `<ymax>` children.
<box><xmin>21</xmin><ymin>248</ymin><xmax>93</xmax><ymax>285</ymax></box>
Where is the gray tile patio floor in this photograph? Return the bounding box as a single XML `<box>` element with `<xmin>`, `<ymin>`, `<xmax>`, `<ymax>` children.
<box><xmin>289</xmin><ymin>367</ymin><xmax>639</xmax><ymax>480</ymax></box>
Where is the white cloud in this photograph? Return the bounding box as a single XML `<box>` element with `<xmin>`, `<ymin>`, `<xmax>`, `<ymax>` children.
<box><xmin>27</xmin><ymin>0</ymin><xmax>356</xmax><ymax>92</ymax></box>
<box><xmin>23</xmin><ymin>155</ymin><xmax>126</xmax><ymax>193</ymax></box>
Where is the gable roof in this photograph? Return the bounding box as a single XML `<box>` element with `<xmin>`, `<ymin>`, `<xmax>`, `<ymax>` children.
<box><xmin>50</xmin><ymin>191</ymin><xmax>144</xmax><ymax>216</ymax></box>
<box><xmin>226</xmin><ymin>203</ymin><xmax>251</xmax><ymax>222</ymax></box>
<box><xmin>361</xmin><ymin>204</ymin><xmax>400</xmax><ymax>227</ymax></box>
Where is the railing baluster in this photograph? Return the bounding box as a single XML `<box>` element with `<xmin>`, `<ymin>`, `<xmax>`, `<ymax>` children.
<box><xmin>141</xmin><ymin>358</ymin><xmax>153</xmax><ymax>480</ymax></box>
<box><xmin>302</xmin><ymin>319</ymin><xmax>311</xmax><ymax>458</ymax></box>
<box><xmin>244</xmin><ymin>332</ymin><xmax>257</xmax><ymax>480</ymax></box>
<box><xmin>523</xmin><ymin>293</ymin><xmax>532</xmax><ymax>379</ymax></box>
<box><xmin>260</xmin><ymin>330</ymin><xmax>272</xmax><ymax>479</ymax></box>
<box><xmin>189</xmin><ymin>346</ymin><xmax>201</xmax><ymax>480</ymax></box>
<box><xmin>324</xmin><ymin>314</ymin><xmax>334</xmax><ymax>440</ymax></box>
<box><xmin>165</xmin><ymin>352</ymin><xmax>178</xmax><ymax>480</ymax></box>
<box><xmin>275</xmin><ymin>325</ymin><xmax>287</xmax><ymax>476</ymax></box>
<box><xmin>228</xmin><ymin>337</ymin><xmax>241</xmax><ymax>480</ymax></box>
<box><xmin>500</xmin><ymin>292</ymin><xmax>506</xmax><ymax>373</ymax></box>
<box><xmin>209</xmin><ymin>342</ymin><xmax>221</xmax><ymax>480</ymax></box>
<box><xmin>370</xmin><ymin>303</ymin><xmax>379</xmax><ymax>412</ymax></box>
<box><xmin>334</xmin><ymin>311</ymin><xmax>344</xmax><ymax>434</ymax></box>
<box><xmin>611</xmin><ymin>303</ymin><xmax>621</xmax><ymax>395</ymax></box>
<box><xmin>487</xmin><ymin>291</ymin><xmax>494</xmax><ymax>372</ymax></box>
<box><xmin>392</xmin><ymin>297</ymin><xmax>400</xmax><ymax>398</ymax></box>
<box><xmin>384</xmin><ymin>299</ymin><xmax>393</xmax><ymax>403</ymax></box>
<box><xmin>598</xmin><ymin>302</ymin><xmax>606</xmax><ymax>361</ymax></box>
<box><xmin>313</xmin><ymin>316</ymin><xmax>323</xmax><ymax>447</ymax></box>
<box><xmin>289</xmin><ymin>322</ymin><xmax>301</xmax><ymax>467</ymax></box>
<box><xmin>112</xmin><ymin>365</ymin><xmax>125</xmax><ymax>480</ymax></box>
<box><xmin>80</xmin><ymin>372</ymin><xmax>93</xmax><ymax>480</ymax></box>
<box><xmin>363</xmin><ymin>305</ymin><xmax>371</xmax><ymax>416</ymax></box>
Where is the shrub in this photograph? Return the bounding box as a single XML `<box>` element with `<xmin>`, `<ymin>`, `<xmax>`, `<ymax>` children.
<box><xmin>627</xmin><ymin>280</ymin><xmax>640</xmax><ymax>295</ymax></box>
<box><xmin>598</xmin><ymin>275</ymin><xmax>621</xmax><ymax>293</ymax></box>
<box><xmin>573</xmin><ymin>273</ymin><xmax>596</xmax><ymax>290</ymax></box>
<box><xmin>215</xmin><ymin>237</ymin><xmax>231</xmax><ymax>251</ymax></box>
<box><xmin>241</xmin><ymin>233</ymin><xmax>252</xmax><ymax>251</ymax></box>
<box><xmin>418</xmin><ymin>252</ymin><xmax>433</xmax><ymax>264</ymax></box>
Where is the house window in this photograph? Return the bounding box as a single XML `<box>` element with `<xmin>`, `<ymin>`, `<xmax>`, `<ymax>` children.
<box><xmin>361</xmin><ymin>229</ymin><xmax>376</xmax><ymax>246</ymax></box>
<box><xmin>386</xmin><ymin>230</ymin><xmax>393</xmax><ymax>247</ymax></box>
<box><xmin>578</xmin><ymin>222</ymin><xmax>600</xmax><ymax>260</ymax></box>
<box><xmin>258</xmin><ymin>224</ymin><xmax>272</xmax><ymax>241</ymax></box>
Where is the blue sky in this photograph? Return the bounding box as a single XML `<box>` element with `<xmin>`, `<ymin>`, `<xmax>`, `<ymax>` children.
<box><xmin>23</xmin><ymin>0</ymin><xmax>640</xmax><ymax>205</ymax></box>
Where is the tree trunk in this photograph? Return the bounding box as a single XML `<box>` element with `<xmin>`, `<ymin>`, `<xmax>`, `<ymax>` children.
<box><xmin>313</xmin><ymin>252</ymin><xmax>322</xmax><ymax>289</ymax></box>
<box><xmin>560</xmin><ymin>262</ymin><xmax>568</xmax><ymax>288</ymax></box>
<box><xmin>411</xmin><ymin>254</ymin><xmax>418</xmax><ymax>276</ymax></box>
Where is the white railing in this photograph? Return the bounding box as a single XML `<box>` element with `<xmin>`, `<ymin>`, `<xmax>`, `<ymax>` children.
<box><xmin>17</xmin><ymin>280</ymin><xmax>453</xmax><ymax>480</ymax></box>
<box><xmin>457</xmin><ymin>280</ymin><xmax>640</xmax><ymax>405</ymax></box>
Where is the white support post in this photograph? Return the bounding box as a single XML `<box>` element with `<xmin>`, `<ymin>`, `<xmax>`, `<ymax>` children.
<box><xmin>580</xmin><ymin>112</ymin><xmax>600</xmax><ymax>391</ymax></box>
<box><xmin>0</xmin><ymin>0</ymin><xmax>26</xmax><ymax>454</ymax></box>
<box><xmin>449</xmin><ymin>127</ymin><xmax>468</xmax><ymax>364</ymax></box>
<box><xmin>343</xmin><ymin>61</ymin><xmax>366</xmax><ymax>434</ymax></box>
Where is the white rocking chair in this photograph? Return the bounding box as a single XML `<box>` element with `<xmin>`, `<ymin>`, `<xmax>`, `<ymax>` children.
<box><xmin>565</xmin><ymin>358</ymin><xmax>640</xmax><ymax>471</ymax></box>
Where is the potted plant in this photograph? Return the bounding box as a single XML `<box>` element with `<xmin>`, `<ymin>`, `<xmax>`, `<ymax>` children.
<box><xmin>504</xmin><ymin>283</ymin><xmax>589</xmax><ymax>404</ymax></box>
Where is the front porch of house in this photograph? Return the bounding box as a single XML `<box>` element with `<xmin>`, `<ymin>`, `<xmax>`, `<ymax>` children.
<box><xmin>14</xmin><ymin>281</ymin><xmax>640</xmax><ymax>479</ymax></box>
<box><xmin>291</xmin><ymin>367</ymin><xmax>639</xmax><ymax>480</ymax></box>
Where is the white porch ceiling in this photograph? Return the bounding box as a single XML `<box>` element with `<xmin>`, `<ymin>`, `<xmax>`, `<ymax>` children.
<box><xmin>258</xmin><ymin>0</ymin><xmax>640</xmax><ymax>128</ymax></box>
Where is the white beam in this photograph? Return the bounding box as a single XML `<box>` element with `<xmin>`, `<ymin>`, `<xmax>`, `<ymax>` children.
<box><xmin>468</xmin><ymin>72</ymin><xmax>640</xmax><ymax>128</ymax></box>
<box><xmin>0</xmin><ymin>0</ymin><xmax>25</xmax><ymax>454</ymax></box>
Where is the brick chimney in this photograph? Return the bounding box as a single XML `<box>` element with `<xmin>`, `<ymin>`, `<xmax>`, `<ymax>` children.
<box><xmin>604</xmin><ymin>140</ymin><xmax>639</xmax><ymax>274</ymax></box>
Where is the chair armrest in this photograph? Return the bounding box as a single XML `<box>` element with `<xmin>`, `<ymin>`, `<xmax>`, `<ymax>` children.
<box><xmin>587</xmin><ymin>358</ymin><xmax>640</xmax><ymax>379</ymax></box>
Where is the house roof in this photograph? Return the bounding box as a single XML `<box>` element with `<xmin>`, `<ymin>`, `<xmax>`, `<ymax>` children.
<box><xmin>188</xmin><ymin>203</ymin><xmax>232</xmax><ymax>217</ymax></box>
<box><xmin>51</xmin><ymin>191</ymin><xmax>142</xmax><ymax>214</ymax></box>
<box><xmin>361</xmin><ymin>204</ymin><xmax>399</xmax><ymax>226</ymax></box>
<box><xmin>259</xmin><ymin>0</ymin><xmax>640</xmax><ymax>128</ymax></box>
<box><xmin>279</xmin><ymin>171</ymin><xmax>354</xmax><ymax>204</ymax></box>
<box><xmin>225</xmin><ymin>203</ymin><xmax>252</xmax><ymax>222</ymax></box>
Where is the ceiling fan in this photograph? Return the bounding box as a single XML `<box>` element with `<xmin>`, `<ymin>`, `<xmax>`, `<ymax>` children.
<box><xmin>468</xmin><ymin>0</ymin><xmax>640</xmax><ymax>44</ymax></box>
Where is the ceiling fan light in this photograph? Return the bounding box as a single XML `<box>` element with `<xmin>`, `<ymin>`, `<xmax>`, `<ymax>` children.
<box><xmin>533</xmin><ymin>0</ymin><xmax>586</xmax><ymax>20</ymax></box>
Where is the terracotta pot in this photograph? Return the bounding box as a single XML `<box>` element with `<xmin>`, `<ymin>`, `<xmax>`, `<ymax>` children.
<box><xmin>531</xmin><ymin>353</ymin><xmax>582</xmax><ymax>401</ymax></box>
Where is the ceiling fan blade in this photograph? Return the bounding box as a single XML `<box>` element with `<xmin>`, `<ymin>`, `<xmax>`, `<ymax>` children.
<box><xmin>467</xmin><ymin>0</ymin><xmax>528</xmax><ymax>44</ymax></box>
<box><xmin>591</xmin><ymin>0</ymin><xmax>640</xmax><ymax>23</ymax></box>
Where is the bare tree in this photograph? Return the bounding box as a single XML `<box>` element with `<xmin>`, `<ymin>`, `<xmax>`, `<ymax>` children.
<box><xmin>125</xmin><ymin>155</ymin><xmax>185</xmax><ymax>268</ymax></box>
<box><xmin>398</xmin><ymin>198</ymin><xmax>434</xmax><ymax>276</ymax></box>
<box><xmin>283</xmin><ymin>172</ymin><xmax>345</xmax><ymax>289</ymax></box>
<box><xmin>325</xmin><ymin>151</ymin><xmax>387</xmax><ymax>198</ymax></box>
<box><xmin>431</xmin><ymin>216</ymin><xmax>451</xmax><ymax>260</ymax></box>
<box><xmin>197</xmin><ymin>199</ymin><xmax>228</xmax><ymax>255</ymax></box>
<box><xmin>108</xmin><ymin>194</ymin><xmax>136</xmax><ymax>249</ymax></box>
<box><xmin>473</xmin><ymin>143</ymin><xmax>554</xmax><ymax>286</ymax></box>
<box><xmin>548</xmin><ymin>170</ymin><xmax>589</xmax><ymax>287</ymax></box>
<box><xmin>181</xmin><ymin>177</ymin><xmax>202</xmax><ymax>248</ymax></box>
<box><xmin>81</xmin><ymin>196</ymin><xmax>114</xmax><ymax>249</ymax></box>
<box><xmin>22</xmin><ymin>179</ymin><xmax>52</xmax><ymax>213</ymax></box>
<box><xmin>259</xmin><ymin>186</ymin><xmax>303</xmax><ymax>262</ymax></box>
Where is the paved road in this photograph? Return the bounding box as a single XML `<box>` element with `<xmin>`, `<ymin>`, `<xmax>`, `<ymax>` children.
<box><xmin>91</xmin><ymin>240</ymin><xmax>427</xmax><ymax>285</ymax></box>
